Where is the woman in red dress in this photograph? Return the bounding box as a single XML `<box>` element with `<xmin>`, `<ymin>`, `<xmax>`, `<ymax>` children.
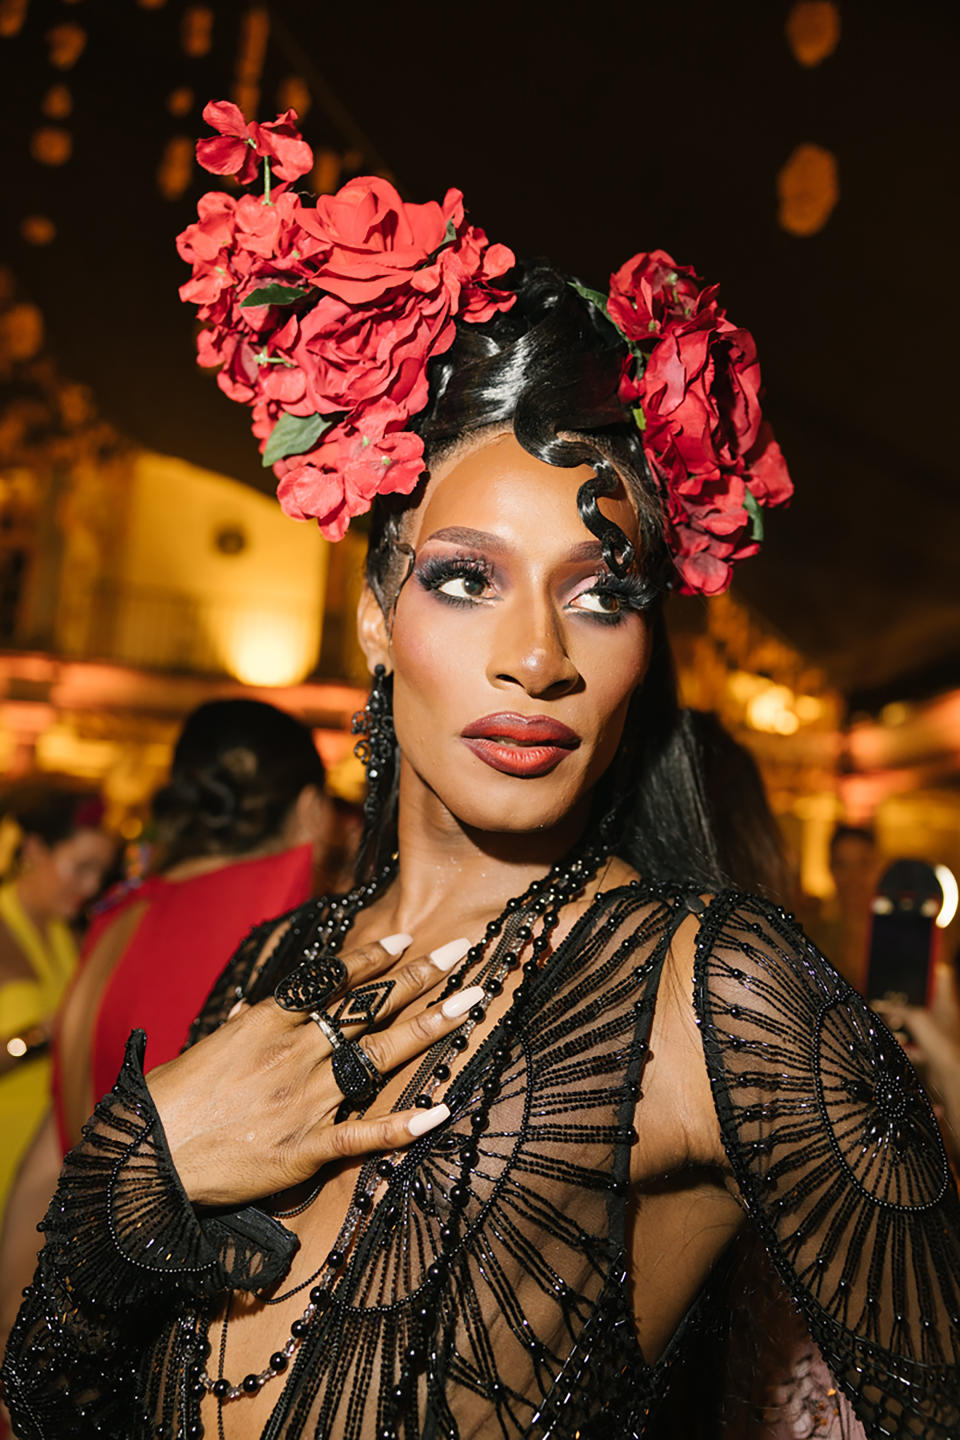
<box><xmin>0</xmin><ymin>699</ymin><xmax>330</xmax><ymax>1351</ymax></box>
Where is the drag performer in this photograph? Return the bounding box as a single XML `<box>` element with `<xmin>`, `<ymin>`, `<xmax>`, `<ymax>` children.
<box><xmin>2</xmin><ymin>103</ymin><xmax>957</xmax><ymax>1439</ymax></box>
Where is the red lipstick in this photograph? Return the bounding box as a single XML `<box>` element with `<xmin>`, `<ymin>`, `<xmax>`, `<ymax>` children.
<box><xmin>460</xmin><ymin>712</ymin><xmax>580</xmax><ymax>778</ymax></box>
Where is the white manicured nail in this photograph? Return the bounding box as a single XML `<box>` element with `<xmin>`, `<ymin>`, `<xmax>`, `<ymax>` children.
<box><xmin>227</xmin><ymin>999</ymin><xmax>246</xmax><ymax>1019</ymax></box>
<box><xmin>407</xmin><ymin>1103</ymin><xmax>450</xmax><ymax>1137</ymax></box>
<box><xmin>429</xmin><ymin>937</ymin><xmax>471</xmax><ymax>971</ymax></box>
<box><xmin>442</xmin><ymin>984</ymin><xmax>485</xmax><ymax>1019</ymax></box>
<box><xmin>379</xmin><ymin>932</ymin><xmax>413</xmax><ymax>956</ymax></box>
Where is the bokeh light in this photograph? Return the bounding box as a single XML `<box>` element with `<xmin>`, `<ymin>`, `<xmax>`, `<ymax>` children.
<box><xmin>786</xmin><ymin>2</ymin><xmax>841</xmax><ymax>67</ymax></box>
<box><xmin>777</xmin><ymin>143</ymin><xmax>839</xmax><ymax>236</ymax></box>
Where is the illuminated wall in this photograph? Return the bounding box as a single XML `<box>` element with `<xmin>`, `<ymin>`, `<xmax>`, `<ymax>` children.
<box><xmin>110</xmin><ymin>450</ymin><xmax>327</xmax><ymax>686</ymax></box>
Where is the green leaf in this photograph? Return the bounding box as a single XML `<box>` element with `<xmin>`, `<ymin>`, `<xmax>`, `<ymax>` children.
<box><xmin>631</xmin><ymin>405</ymin><xmax>647</xmax><ymax>433</ymax></box>
<box><xmin>568</xmin><ymin>280</ymin><xmax>610</xmax><ymax>314</ymax></box>
<box><xmin>443</xmin><ymin>218</ymin><xmax>457</xmax><ymax>243</ymax></box>
<box><xmin>241</xmin><ymin>283</ymin><xmax>311</xmax><ymax>308</ymax></box>
<box><xmin>262</xmin><ymin>410</ymin><xmax>334</xmax><ymax>468</ymax></box>
<box><xmin>744</xmin><ymin>489</ymin><xmax>765</xmax><ymax>542</ymax></box>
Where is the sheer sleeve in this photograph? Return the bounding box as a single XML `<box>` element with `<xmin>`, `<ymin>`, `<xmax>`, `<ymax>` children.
<box><xmin>694</xmin><ymin>891</ymin><xmax>960</xmax><ymax>1439</ymax></box>
<box><xmin>1</xmin><ymin>1030</ymin><xmax>298</xmax><ymax>1439</ymax></box>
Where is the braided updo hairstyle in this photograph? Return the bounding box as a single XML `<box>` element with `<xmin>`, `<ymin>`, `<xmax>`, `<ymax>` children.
<box><xmin>152</xmin><ymin>699</ymin><xmax>325</xmax><ymax>870</ymax></box>
<box><xmin>358</xmin><ymin>263</ymin><xmax>724</xmax><ymax>891</ymax></box>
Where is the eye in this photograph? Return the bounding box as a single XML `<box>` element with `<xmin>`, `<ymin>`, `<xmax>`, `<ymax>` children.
<box><xmin>567</xmin><ymin>581</ymin><xmax>627</xmax><ymax>616</ymax></box>
<box><xmin>437</xmin><ymin>573</ymin><xmax>489</xmax><ymax>601</ymax></box>
<box><xmin>415</xmin><ymin>553</ymin><xmax>496</xmax><ymax>606</ymax></box>
<box><xmin>570</xmin><ymin>588</ymin><xmax>622</xmax><ymax>615</ymax></box>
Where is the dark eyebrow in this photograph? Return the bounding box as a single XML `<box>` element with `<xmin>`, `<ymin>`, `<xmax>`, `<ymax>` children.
<box><xmin>422</xmin><ymin>526</ymin><xmax>508</xmax><ymax>553</ymax></box>
<box><xmin>422</xmin><ymin>528</ymin><xmax>605</xmax><ymax>564</ymax></box>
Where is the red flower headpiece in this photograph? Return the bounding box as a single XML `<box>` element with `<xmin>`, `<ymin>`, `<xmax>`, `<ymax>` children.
<box><xmin>178</xmin><ymin>103</ymin><xmax>791</xmax><ymax>593</ymax></box>
<box><xmin>178</xmin><ymin>101</ymin><xmax>516</xmax><ymax>541</ymax></box>
<box><xmin>597</xmin><ymin>252</ymin><xmax>793</xmax><ymax>595</ymax></box>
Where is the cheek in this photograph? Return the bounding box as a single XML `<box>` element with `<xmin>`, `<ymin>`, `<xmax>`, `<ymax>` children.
<box><xmin>574</xmin><ymin>618</ymin><xmax>650</xmax><ymax>728</ymax></box>
<box><xmin>390</xmin><ymin>590</ymin><xmax>484</xmax><ymax>729</ymax></box>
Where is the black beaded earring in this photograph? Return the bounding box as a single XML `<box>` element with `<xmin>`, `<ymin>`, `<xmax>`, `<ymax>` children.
<box><xmin>351</xmin><ymin>664</ymin><xmax>396</xmax><ymax>835</ymax></box>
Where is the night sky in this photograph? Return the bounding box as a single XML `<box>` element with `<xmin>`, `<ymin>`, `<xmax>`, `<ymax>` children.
<box><xmin>1</xmin><ymin>0</ymin><xmax>957</xmax><ymax>705</ymax></box>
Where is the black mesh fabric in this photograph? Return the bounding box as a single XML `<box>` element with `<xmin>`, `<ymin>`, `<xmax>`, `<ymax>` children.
<box><xmin>3</xmin><ymin>888</ymin><xmax>958</xmax><ymax>1439</ymax></box>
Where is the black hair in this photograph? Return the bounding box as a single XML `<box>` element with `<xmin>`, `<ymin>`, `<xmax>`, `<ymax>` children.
<box><xmin>686</xmin><ymin>710</ymin><xmax>790</xmax><ymax>899</ymax></box>
<box><xmin>0</xmin><ymin>778</ymin><xmax>104</xmax><ymax>852</ymax></box>
<box><xmin>151</xmin><ymin>699</ymin><xmax>326</xmax><ymax>869</ymax></box>
<box><xmin>358</xmin><ymin>262</ymin><xmax>727</xmax><ymax>892</ymax></box>
<box><xmin>367</xmin><ymin>261</ymin><xmax>671</xmax><ymax>611</ymax></box>
<box><xmin>829</xmin><ymin>823</ymin><xmax>877</xmax><ymax>859</ymax></box>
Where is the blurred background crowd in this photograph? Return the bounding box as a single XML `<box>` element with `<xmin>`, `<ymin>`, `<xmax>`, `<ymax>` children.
<box><xmin>0</xmin><ymin>0</ymin><xmax>957</xmax><ymax>1393</ymax></box>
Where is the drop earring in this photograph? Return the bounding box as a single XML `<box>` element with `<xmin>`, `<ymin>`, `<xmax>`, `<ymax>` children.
<box><xmin>351</xmin><ymin>664</ymin><xmax>396</xmax><ymax>830</ymax></box>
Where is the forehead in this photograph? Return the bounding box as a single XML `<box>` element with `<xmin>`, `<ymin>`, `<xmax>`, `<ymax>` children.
<box><xmin>404</xmin><ymin>430</ymin><xmax>639</xmax><ymax>556</ymax></box>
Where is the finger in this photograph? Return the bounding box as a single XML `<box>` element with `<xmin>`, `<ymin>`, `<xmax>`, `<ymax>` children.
<box><xmin>259</xmin><ymin>933</ymin><xmax>413</xmax><ymax>1030</ymax></box>
<box><xmin>358</xmin><ymin>983</ymin><xmax>485</xmax><ymax>1078</ymax></box>
<box><xmin>313</xmin><ymin>1101</ymin><xmax>451</xmax><ymax>1165</ymax></box>
<box><xmin>332</xmin><ymin>937</ymin><xmax>472</xmax><ymax>1035</ymax></box>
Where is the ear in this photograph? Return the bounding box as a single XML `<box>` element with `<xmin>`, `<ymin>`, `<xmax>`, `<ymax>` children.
<box><xmin>357</xmin><ymin>583</ymin><xmax>392</xmax><ymax>675</ymax></box>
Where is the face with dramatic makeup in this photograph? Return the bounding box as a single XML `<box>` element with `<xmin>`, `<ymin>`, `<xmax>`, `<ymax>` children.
<box><xmin>359</xmin><ymin>430</ymin><xmax>652</xmax><ymax>842</ymax></box>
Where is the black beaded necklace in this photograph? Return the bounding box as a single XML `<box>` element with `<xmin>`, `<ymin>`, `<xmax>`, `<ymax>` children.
<box><xmin>190</xmin><ymin>821</ymin><xmax>616</xmax><ymax>1438</ymax></box>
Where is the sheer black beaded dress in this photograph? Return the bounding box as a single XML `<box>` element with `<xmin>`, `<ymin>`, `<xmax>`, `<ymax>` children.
<box><xmin>3</xmin><ymin>882</ymin><xmax>959</xmax><ymax>1439</ymax></box>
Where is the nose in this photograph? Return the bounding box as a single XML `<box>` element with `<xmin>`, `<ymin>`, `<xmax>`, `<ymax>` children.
<box><xmin>488</xmin><ymin>594</ymin><xmax>580</xmax><ymax>700</ymax></box>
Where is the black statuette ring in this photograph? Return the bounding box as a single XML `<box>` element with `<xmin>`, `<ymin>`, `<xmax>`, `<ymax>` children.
<box><xmin>331</xmin><ymin>1040</ymin><xmax>383</xmax><ymax>1103</ymax></box>
<box><xmin>274</xmin><ymin>956</ymin><xmax>348</xmax><ymax>1013</ymax></box>
<box><xmin>310</xmin><ymin>1010</ymin><xmax>346</xmax><ymax>1051</ymax></box>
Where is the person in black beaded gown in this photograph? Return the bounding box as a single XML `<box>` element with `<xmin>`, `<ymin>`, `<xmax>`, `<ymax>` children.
<box><xmin>2</xmin><ymin>128</ymin><xmax>959</xmax><ymax>1440</ymax></box>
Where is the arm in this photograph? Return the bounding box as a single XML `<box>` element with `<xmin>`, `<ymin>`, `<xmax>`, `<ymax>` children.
<box><xmin>2</xmin><ymin>929</ymin><xmax>471</xmax><ymax>1437</ymax></box>
<box><xmin>694</xmin><ymin>892</ymin><xmax>960</xmax><ymax>1439</ymax></box>
<box><xmin>1</xmin><ymin>1032</ymin><xmax>298</xmax><ymax>1440</ymax></box>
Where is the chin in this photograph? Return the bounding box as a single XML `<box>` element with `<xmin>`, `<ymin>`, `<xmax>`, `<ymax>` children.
<box><xmin>430</xmin><ymin>772</ymin><xmax>592</xmax><ymax>838</ymax></box>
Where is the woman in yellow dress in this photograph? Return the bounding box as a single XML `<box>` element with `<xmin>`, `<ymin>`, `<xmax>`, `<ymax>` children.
<box><xmin>0</xmin><ymin>782</ymin><xmax>114</xmax><ymax>1230</ymax></box>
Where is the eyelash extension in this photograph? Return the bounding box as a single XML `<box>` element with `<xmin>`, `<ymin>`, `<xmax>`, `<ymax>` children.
<box><xmin>578</xmin><ymin>572</ymin><xmax>657</xmax><ymax>623</ymax></box>
<box><xmin>413</xmin><ymin>553</ymin><xmax>494</xmax><ymax>607</ymax></box>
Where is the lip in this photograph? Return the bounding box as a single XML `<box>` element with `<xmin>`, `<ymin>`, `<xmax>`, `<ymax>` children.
<box><xmin>460</xmin><ymin>712</ymin><xmax>581</xmax><ymax>778</ymax></box>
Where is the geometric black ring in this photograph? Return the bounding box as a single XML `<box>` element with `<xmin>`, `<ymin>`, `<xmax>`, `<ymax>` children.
<box><xmin>333</xmin><ymin>979</ymin><xmax>396</xmax><ymax>1027</ymax></box>
<box><xmin>331</xmin><ymin>1040</ymin><xmax>383</xmax><ymax>1103</ymax></box>
<box><xmin>274</xmin><ymin>955</ymin><xmax>349</xmax><ymax>1013</ymax></box>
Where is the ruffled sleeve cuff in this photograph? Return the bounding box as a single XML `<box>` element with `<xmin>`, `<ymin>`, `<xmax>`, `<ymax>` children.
<box><xmin>42</xmin><ymin>1029</ymin><xmax>299</xmax><ymax>1310</ymax></box>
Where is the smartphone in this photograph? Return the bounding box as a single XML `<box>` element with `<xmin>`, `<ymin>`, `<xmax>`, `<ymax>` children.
<box><xmin>865</xmin><ymin>859</ymin><xmax>941</xmax><ymax>1008</ymax></box>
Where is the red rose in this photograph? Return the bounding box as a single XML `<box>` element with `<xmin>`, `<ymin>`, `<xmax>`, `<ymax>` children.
<box><xmin>743</xmin><ymin>423</ymin><xmax>793</xmax><ymax>507</ymax></box>
<box><xmin>299</xmin><ymin>180</ymin><xmax>514</xmax><ymax>315</ymax></box>
<box><xmin>607</xmin><ymin>249</ymin><xmax>709</xmax><ymax>344</ymax></box>
<box><xmin>639</xmin><ymin>315</ymin><xmax>762</xmax><ymax>478</ymax></box>
<box><xmin>280</xmin><ymin>287</ymin><xmax>453</xmax><ymax>421</ymax></box>
<box><xmin>298</xmin><ymin>179</ymin><xmax>456</xmax><ymax>304</ymax></box>
<box><xmin>196</xmin><ymin>101</ymin><xmax>314</xmax><ymax>185</ymax></box>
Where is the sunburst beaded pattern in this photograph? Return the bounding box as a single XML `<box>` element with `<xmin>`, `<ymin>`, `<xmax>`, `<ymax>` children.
<box><xmin>3</xmin><ymin>890</ymin><xmax>959</xmax><ymax>1440</ymax></box>
<box><xmin>695</xmin><ymin>892</ymin><xmax>960</xmax><ymax>1440</ymax></box>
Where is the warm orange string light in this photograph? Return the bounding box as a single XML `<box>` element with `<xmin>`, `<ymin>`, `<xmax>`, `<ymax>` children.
<box><xmin>232</xmin><ymin>6</ymin><xmax>270</xmax><ymax>120</ymax></box>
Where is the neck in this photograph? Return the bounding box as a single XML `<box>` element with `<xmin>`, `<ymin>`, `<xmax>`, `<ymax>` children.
<box><xmin>378</xmin><ymin>768</ymin><xmax>594</xmax><ymax>935</ymax></box>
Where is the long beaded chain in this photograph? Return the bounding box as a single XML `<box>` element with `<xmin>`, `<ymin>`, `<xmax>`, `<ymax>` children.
<box><xmin>186</xmin><ymin>822</ymin><xmax>616</xmax><ymax>1435</ymax></box>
